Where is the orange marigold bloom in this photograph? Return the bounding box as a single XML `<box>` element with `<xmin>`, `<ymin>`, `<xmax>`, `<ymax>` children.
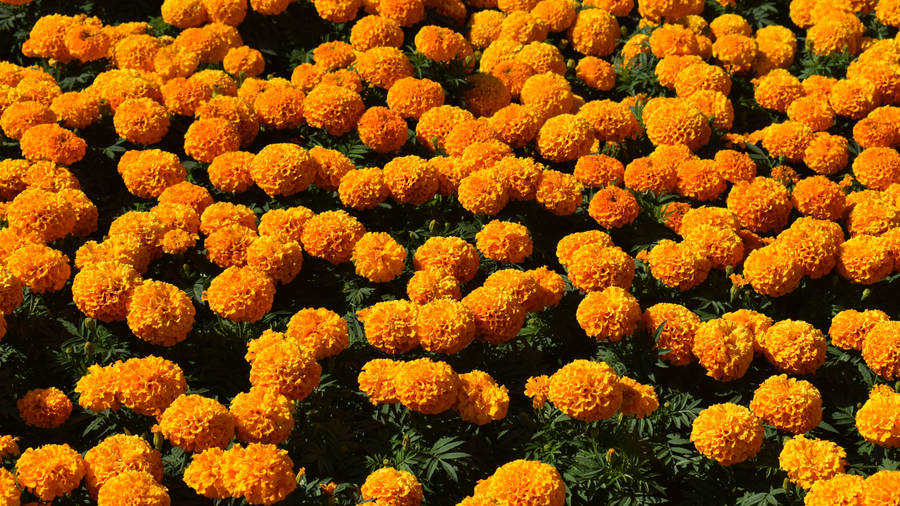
<box><xmin>692</xmin><ymin>319</ymin><xmax>753</xmax><ymax>382</ymax></box>
<box><xmin>223</xmin><ymin>45</ymin><xmax>264</xmax><ymax>77</ymax></box>
<box><xmin>300</xmin><ymin>210</ymin><xmax>366</xmax><ymax>264</ymax></box>
<box><xmin>490</xmin><ymin>60</ymin><xmax>535</xmax><ymax>100</ymax></box>
<box><xmin>464</xmin><ymin>73</ymin><xmax>511</xmax><ymax>118</ymax></box>
<box><xmin>762</xmin><ymin>121</ymin><xmax>814</xmax><ymax>162</ymax></box>
<box><xmin>112</xmin><ymin>98</ymin><xmax>170</xmax><ymax>146</ymax></box>
<box><xmin>183</xmin><ymin>117</ymin><xmax>240</xmax><ymax>163</ymax></box>
<box><xmin>786</xmin><ymin>96</ymin><xmax>834</xmax><ymax>132</ymax></box>
<box><xmin>248</xmin><ymin>340</ymin><xmax>321</xmax><ymax>401</ymax></box>
<box><xmin>338</xmin><ymin>167</ymin><xmax>390</xmax><ymax>210</ymax></box>
<box><xmin>72</xmin><ymin>261</ymin><xmax>141</xmax><ymax>322</ymax></box>
<box><xmin>830</xmin><ymin>78</ymin><xmax>880</xmax><ymax>119</ymax></box>
<box><xmin>804</xmin><ymin>474</ymin><xmax>865</xmax><ymax>506</ymax></box>
<box><xmin>750</xmin><ymin>374</ymin><xmax>822</xmax><ymax>434</ymax></box>
<box><xmin>285</xmin><ymin>307</ymin><xmax>348</xmax><ymax>359</ymax></box>
<box><xmin>221</xmin><ymin>444</ymin><xmax>298</xmax><ymax>504</ymax></box>
<box><xmin>303</xmin><ymin>84</ymin><xmax>365</xmax><ymax>136</ymax></box>
<box><xmin>253</xmin><ymin>84</ymin><xmax>305</xmax><ymax>130</ymax></box>
<box><xmin>475</xmin><ymin>220</ymin><xmax>532</xmax><ymax>263</ymax></box>
<box><xmin>642</xmin><ymin>303</ymin><xmax>699</xmax><ymax>367</ymax></box>
<box><xmin>358</xmin><ymin>299</ymin><xmax>419</xmax><ymax>353</ymax></box>
<box><xmin>754</xmin><ymin>69</ymin><xmax>803</xmax><ymax>113</ymax></box>
<box><xmin>7</xmin><ymin>187</ymin><xmax>75</xmax><ymax>242</ymax></box>
<box><xmin>358</xmin><ymin>358</ymin><xmax>402</xmax><ymax>405</ymax></box>
<box><xmin>395</xmin><ymin>357</ymin><xmax>460</xmax><ymax>414</ymax></box>
<box><xmin>413</xmin><ymin>236</ymin><xmax>479</xmax><ymax>283</ymax></box>
<box><xmin>524</xmin><ymin>374</ymin><xmax>551</xmax><ymax>409</ymax></box>
<box><xmin>726</xmin><ymin>176</ymin><xmax>792</xmax><ymax>233</ymax></box>
<box><xmin>643</xmin><ymin>239</ymin><xmax>712</xmax><ymax>291</ymax></box>
<box><xmin>19</xmin><ymin>123</ymin><xmax>86</xmax><ymax>166</ymax></box>
<box><xmin>853</xmin><ymin>147</ymin><xmax>900</xmax><ymax>190</ymax></box>
<box><xmin>204</xmin><ymin>223</ymin><xmax>256</xmax><ymax>268</ymax></box>
<box><xmin>6</xmin><ymin>244</ymin><xmax>70</xmax><ymax>294</ymax></box>
<box><xmin>229</xmin><ymin>387</ymin><xmax>294</xmax><ymax>445</ymax></box>
<box><xmin>791</xmin><ymin>175</ymin><xmax>845</xmax><ymax>220</ymax></box>
<box><xmin>862</xmin><ymin>320</ymin><xmax>900</xmax><ymax>380</ymax></box>
<box><xmin>159</xmin><ymin>181</ymin><xmax>214</xmax><ymax>215</ymax></box>
<box><xmin>351</xmin><ymin>232</ymin><xmax>406</xmax><ymax>283</ymax></box>
<box><xmin>574</xmin><ymin>154</ymin><xmax>624</xmax><ymax>188</ymax></box>
<box><xmin>407</xmin><ymin>267</ymin><xmax>460</xmax><ymax>304</ymax></box>
<box><xmin>548</xmin><ymin>360</ymin><xmax>621</xmax><ymax>421</ymax></box>
<box><xmin>741</xmin><ymin>243</ymin><xmax>803</xmax><ymax>297</ymax></box>
<box><xmin>356</xmin><ymin>106</ymin><xmax>408</xmax><ymax>153</ymax></box>
<box><xmin>830</xmin><ymin>308</ymin><xmax>889</xmax><ymax>351</ymax></box>
<box><xmin>455</xmin><ymin>370</ymin><xmax>509</xmax><ymax>425</ymax></box>
<box><xmin>469</xmin><ymin>459</ymin><xmax>565</xmax><ymax>506</ymax></box>
<box><xmin>257</xmin><ymin>206</ymin><xmax>313</xmax><ymax>244</ymax></box>
<box><xmin>760</xmin><ymin>320</ymin><xmax>826</xmax><ymax>375</ymax></box>
<box><xmin>778</xmin><ymin>434</ymin><xmax>846</xmax><ymax>489</ymax></box>
<box><xmin>350</xmin><ymin>15</ymin><xmax>404</xmax><ymax>51</ymax></box>
<box><xmin>84</xmin><ymin>434</ymin><xmax>163</xmax><ymax>497</ymax></box>
<box><xmin>676</xmin><ymin>159</ymin><xmax>726</xmax><ymax>202</ymax></box>
<box><xmin>308</xmin><ymin>146</ymin><xmax>354</xmax><ymax>191</ymax></box>
<box><xmin>355</xmin><ymin>46</ymin><xmax>414</xmax><ymax>88</ymax></box>
<box><xmin>643</xmin><ymin>98</ymin><xmax>710</xmax><ymax>151</ymax></box>
<box><xmin>567</xmin><ymin>9</ymin><xmax>618</xmax><ymax>57</ymax></box>
<box><xmin>803</xmin><ymin>131</ymin><xmax>849</xmax><ymax>175</ymax></box>
<box><xmin>623</xmin><ymin>157</ymin><xmax>677</xmax><ymax>194</ymax></box>
<box><xmin>836</xmin><ymin>234</ymin><xmax>893</xmax><ymax>284</ymax></box>
<box><xmin>50</xmin><ymin>91</ymin><xmax>100</xmax><ymax>129</ymax></box>
<box><xmin>566</xmin><ymin>243</ymin><xmax>634</xmax><ymax>293</ymax></box>
<box><xmin>360</xmin><ymin>467</ymin><xmax>424</xmax><ymax>506</ymax></box>
<box><xmin>691</xmin><ymin>403</ymin><xmax>763</xmax><ymax>466</ymax></box>
<box><xmin>415</xmin><ymin>105</ymin><xmax>473</xmax><ymax>151</ymax></box>
<box><xmin>246</xmin><ymin>235</ymin><xmax>303</xmax><ymax>285</ymax></box>
<box><xmin>535</xmin><ymin>113</ymin><xmax>593</xmax><ymax>163</ymax></box>
<box><xmin>249</xmin><ymin>143</ymin><xmax>316</xmax><ymax>197</ymax></box>
<box><xmin>117</xmin><ymin>149</ymin><xmax>186</xmax><ymax>199</ymax></box>
<box><xmin>857</xmin><ymin>384</ymin><xmax>900</xmax><ymax>447</ymax></box>
<box><xmin>519</xmin><ymin>71</ymin><xmax>574</xmax><ymax>121</ymax></box>
<box><xmin>488</xmin><ymin>103</ymin><xmax>542</xmax><ymax>148</ymax></box>
<box><xmin>161</xmin><ymin>0</ymin><xmax>208</xmax><ymax>28</ymax></box>
<box><xmin>155</xmin><ymin>394</ymin><xmax>234</xmax><ymax>452</ymax></box>
<box><xmin>414</xmin><ymin>298</ymin><xmax>476</xmax><ymax>354</ymax></box>
<box><xmin>96</xmin><ymin>470</ymin><xmax>169</xmax><ymax>505</ymax></box>
<box><xmin>15</xmin><ymin>444</ymin><xmax>86</xmax><ymax>502</ymax></box>
<box><xmin>203</xmin><ymin>266</ymin><xmax>275</xmax><ymax>322</ymax></box>
<box><xmin>458</xmin><ymin>169</ymin><xmax>509</xmax><ymax>215</ymax></box>
<box><xmin>17</xmin><ymin>387</ymin><xmax>72</xmax><ymax>428</ymax></box>
<box><xmin>208</xmin><ymin>151</ymin><xmax>254</xmax><ymax>193</ymax></box>
<box><xmin>535</xmin><ymin>169</ymin><xmax>583</xmax><ymax>216</ymax></box>
<box><xmin>0</xmin><ymin>264</ymin><xmax>22</xmax><ymax>316</ymax></box>
<box><xmin>462</xmin><ymin>285</ymin><xmax>526</xmax><ymax>344</ymax></box>
<box><xmin>575</xmin><ymin>56</ymin><xmax>615</xmax><ymax>91</ymax></box>
<box><xmin>116</xmin><ymin>356</ymin><xmax>186</xmax><ymax>416</ymax></box>
<box><xmin>383</xmin><ymin>155</ymin><xmax>439</xmax><ymax>205</ymax></box>
<box><xmin>863</xmin><ymin>470</ymin><xmax>900</xmax><ymax>504</ymax></box>
<box><xmin>576</xmin><ymin>287</ymin><xmax>640</xmax><ymax>342</ymax></box>
<box><xmin>127</xmin><ymin>280</ymin><xmax>195</xmax><ymax>346</ymax></box>
<box><xmin>183</xmin><ymin>447</ymin><xmax>229</xmax><ymax>499</ymax></box>
<box><xmin>414</xmin><ymin>25</ymin><xmax>471</xmax><ymax>63</ymax></box>
<box><xmin>386</xmin><ymin>77</ymin><xmax>444</xmax><ymax>120</ymax></box>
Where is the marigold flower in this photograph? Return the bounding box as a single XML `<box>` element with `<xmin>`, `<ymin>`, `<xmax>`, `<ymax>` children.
<box><xmin>790</xmin><ymin>175</ymin><xmax>845</xmax><ymax>221</ymax></box>
<box><xmin>576</xmin><ymin>286</ymin><xmax>641</xmax><ymax>342</ymax></box>
<box><xmin>15</xmin><ymin>444</ymin><xmax>86</xmax><ymax>502</ymax></box>
<box><xmin>96</xmin><ymin>470</ymin><xmax>169</xmax><ymax>506</ymax></box>
<box><xmin>249</xmin><ymin>340</ymin><xmax>321</xmax><ymax>401</ymax></box>
<box><xmin>383</xmin><ymin>155</ymin><xmax>439</xmax><ymax>205</ymax></box>
<box><xmin>726</xmin><ymin>176</ymin><xmax>793</xmax><ymax>233</ymax></box>
<box><xmin>803</xmin><ymin>132</ymin><xmax>849</xmax><ymax>175</ymax></box>
<box><xmin>760</xmin><ymin>320</ymin><xmax>826</xmax><ymax>375</ymax></box>
<box><xmin>338</xmin><ymin>167</ymin><xmax>389</xmax><ymax>210</ymax></box>
<box><xmin>356</xmin><ymin>299</ymin><xmax>418</xmax><ymax>353</ymax></box>
<box><xmin>300</xmin><ymin>210</ymin><xmax>366</xmax><ymax>264</ymax></box>
<box><xmin>535</xmin><ymin>169</ymin><xmax>583</xmax><ymax>216</ymax></box>
<box><xmin>547</xmin><ymin>360</ymin><xmax>621</xmax><ymax>421</ymax></box>
<box><xmin>857</xmin><ymin>384</ymin><xmax>900</xmax><ymax>447</ymax></box>
<box><xmin>0</xmin><ymin>468</ymin><xmax>16</xmax><ymax>505</ymax></box>
<box><xmin>778</xmin><ymin>434</ymin><xmax>846</xmax><ymax>489</ymax></box>
<box><xmin>17</xmin><ymin>387</ymin><xmax>71</xmax><ymax>428</ymax></box>
<box><xmin>853</xmin><ymin>147</ymin><xmax>900</xmax><ymax>190</ymax></box>
<box><xmin>643</xmin><ymin>98</ymin><xmax>710</xmax><ymax>151</ymax></box>
<box><xmin>361</xmin><ymin>467</ymin><xmax>424</xmax><ymax>506</ymax></box>
<box><xmin>249</xmin><ymin>143</ymin><xmax>316</xmax><ymax>197</ymax></box>
<box><xmin>349</xmin><ymin>231</ymin><xmax>405</xmax><ymax>282</ymax></box>
<box><xmin>519</xmin><ymin>72</ymin><xmax>574</xmax><ymax>121</ymax></box>
<box><xmin>204</xmin><ymin>223</ymin><xmax>255</xmax><ymax>268</ymax></box>
<box><xmin>454</xmin><ymin>370</ymin><xmax>509</xmax><ymax>425</ymax></box>
<box><xmin>285</xmin><ymin>307</ymin><xmax>348</xmax><ymax>359</ymax></box>
<box><xmin>568</xmin><ymin>8</ymin><xmax>619</xmax><ymax>57</ymax></box>
<box><xmin>50</xmin><ymin>91</ymin><xmax>100</xmax><ymax>129</ymax></box>
<box><xmin>830</xmin><ymin>309</ymin><xmax>889</xmax><ymax>351</ymax></box>
<box><xmin>830</xmin><ymin>78</ymin><xmax>880</xmax><ymax>119</ymax></box>
<box><xmin>473</xmin><ymin>220</ymin><xmax>531</xmax><ymax>263</ymax></box>
<box><xmin>413</xmin><ymin>236</ymin><xmax>479</xmax><ymax>283</ymax></box>
<box><xmin>19</xmin><ymin>123</ymin><xmax>86</xmax><ymax>165</ymax></box>
<box><xmin>117</xmin><ymin>149</ymin><xmax>186</xmax><ymax>199</ymax></box>
<box><xmin>458</xmin><ymin>170</ymin><xmax>509</xmax><ymax>215</ymax></box>
<box><xmin>220</xmin><ymin>444</ymin><xmax>298</xmax><ymax>505</ymax></box>
<box><xmin>416</xmin><ymin>105</ymin><xmax>474</xmax><ymax>151</ymax></box>
<box><xmin>355</xmin><ymin>106</ymin><xmax>408</xmax><ymax>153</ymax></box>
<box><xmin>470</xmin><ymin>459</ymin><xmax>565</xmax><ymax>506</ymax></box>
<box><xmin>73</xmin><ymin>365</ymin><xmax>118</xmax><ymax>413</ymax></box>
<box><xmin>691</xmin><ymin>403</ymin><xmax>763</xmax><ymax>466</ymax></box>
<box><xmin>837</xmin><ymin>234</ymin><xmax>893</xmax><ymax>285</ymax></box>
<box><xmin>127</xmin><ymin>280</ymin><xmax>195</xmax><ymax>346</ymax></box>
<box><xmin>863</xmin><ymin>469</ymin><xmax>900</xmax><ymax>503</ymax></box>
<box><xmin>643</xmin><ymin>239</ymin><xmax>712</xmax><ymax>291</ymax></box>
<box><xmin>184</xmin><ymin>117</ymin><xmax>240</xmax><ymax>163</ymax></box>
<box><xmin>161</xmin><ymin>0</ymin><xmax>208</xmax><ymax>28</ymax></box>
<box><xmin>72</xmin><ymin>261</ymin><xmax>141</xmax><ymax>322</ymax></box>
<box><xmin>183</xmin><ymin>448</ymin><xmax>229</xmax><ymax>499</ymax></box>
<box><xmin>206</xmin><ymin>151</ymin><xmax>253</xmax><ymax>193</ymax></box>
<box><xmin>358</xmin><ymin>358</ymin><xmax>402</xmax><ymax>405</ymax></box>
<box><xmin>229</xmin><ymin>387</ymin><xmax>294</xmax><ymax>445</ymax></box>
<box><xmin>394</xmin><ymin>357</ymin><xmax>460</xmax><ymax>414</ymax></box>
<box><xmin>7</xmin><ymin>188</ymin><xmax>75</xmax><ymax>243</ymax></box>
<box><xmin>488</xmin><ymin>103</ymin><xmax>541</xmax><ymax>148</ymax></box>
<box><xmin>462</xmin><ymin>285</ymin><xmax>526</xmax><ymax>345</ymax></box>
<box><xmin>355</xmin><ymin>46</ymin><xmax>414</xmax><ymax>88</ymax></box>
<box><xmin>385</xmin><ymin>77</ymin><xmax>444</xmax><ymax>120</ymax></box>
<box><xmin>160</xmin><ymin>181</ymin><xmax>214</xmax><ymax>214</ymax></box>
<box><xmin>692</xmin><ymin>319</ymin><xmax>754</xmax><ymax>381</ymax></box>
<box><xmin>84</xmin><ymin>434</ymin><xmax>163</xmax><ymax>497</ymax></box>
<box><xmin>117</xmin><ymin>356</ymin><xmax>187</xmax><ymax>416</ymax></box>
<box><xmin>642</xmin><ymin>303</ymin><xmax>700</xmax><ymax>365</ymax></box>
<box><xmin>257</xmin><ymin>206</ymin><xmax>313</xmax><ymax>244</ymax></box>
<box><xmin>805</xmin><ymin>474</ymin><xmax>865</xmax><ymax>506</ymax></box>
<box><xmin>750</xmin><ymin>374</ymin><xmax>822</xmax><ymax>434</ymax></box>
<box><xmin>6</xmin><ymin>244</ymin><xmax>70</xmax><ymax>294</ymax></box>
<box><xmin>861</xmin><ymin>320</ymin><xmax>900</xmax><ymax>380</ymax></box>
<box><xmin>203</xmin><ymin>266</ymin><xmax>275</xmax><ymax>322</ymax></box>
